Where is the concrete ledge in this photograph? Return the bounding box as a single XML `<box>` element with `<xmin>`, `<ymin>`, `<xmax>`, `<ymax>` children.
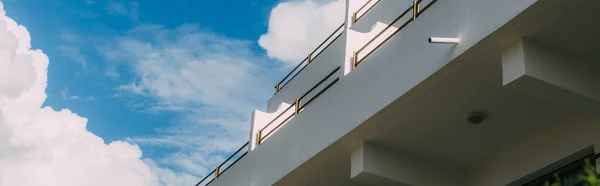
<box><xmin>502</xmin><ymin>39</ymin><xmax>600</xmax><ymax>117</ymax></box>
<box><xmin>350</xmin><ymin>142</ymin><xmax>467</xmax><ymax>186</ymax></box>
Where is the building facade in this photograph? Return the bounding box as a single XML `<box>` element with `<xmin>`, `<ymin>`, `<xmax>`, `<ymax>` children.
<box><xmin>196</xmin><ymin>0</ymin><xmax>600</xmax><ymax>185</ymax></box>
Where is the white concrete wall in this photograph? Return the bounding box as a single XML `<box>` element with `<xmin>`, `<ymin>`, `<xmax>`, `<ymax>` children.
<box><xmin>210</xmin><ymin>0</ymin><xmax>539</xmax><ymax>185</ymax></box>
<box><xmin>266</xmin><ymin>32</ymin><xmax>346</xmax><ymax>113</ymax></box>
<box><xmin>352</xmin><ymin>0</ymin><xmax>378</xmax><ymax>23</ymax></box>
<box><xmin>344</xmin><ymin>0</ymin><xmax>414</xmax><ymax>73</ymax></box>
<box><xmin>472</xmin><ymin>115</ymin><xmax>600</xmax><ymax>186</ymax></box>
<box><xmin>249</xmin><ymin>102</ymin><xmax>292</xmax><ymax>151</ymax></box>
<box><xmin>344</xmin><ymin>0</ymin><xmax>435</xmax><ymax>75</ymax></box>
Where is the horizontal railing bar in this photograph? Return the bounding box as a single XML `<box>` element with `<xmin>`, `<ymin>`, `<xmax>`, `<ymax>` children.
<box><xmin>217</xmin><ymin>142</ymin><xmax>249</xmax><ymax>168</ymax></box>
<box><xmin>310</xmin><ymin>32</ymin><xmax>344</xmax><ymax>64</ymax></box>
<box><xmin>356</xmin><ymin>0</ymin><xmax>438</xmax><ymax>67</ymax></box>
<box><xmin>260</xmin><ymin>104</ymin><xmax>294</xmax><ymax>133</ymax></box>
<box><xmin>357</xmin><ymin>16</ymin><xmax>412</xmax><ymax>66</ymax></box>
<box><xmin>279</xmin><ymin>64</ymin><xmax>309</xmax><ymax>91</ymax></box>
<box><xmin>276</xmin><ymin>23</ymin><xmax>345</xmax><ymax>93</ymax></box>
<box><xmin>309</xmin><ymin>23</ymin><xmax>345</xmax><ymax>56</ymax></box>
<box><xmin>220</xmin><ymin>151</ymin><xmax>249</xmax><ymax>175</ymax></box>
<box><xmin>206</xmin><ymin>178</ymin><xmax>215</xmax><ymax>185</ymax></box>
<box><xmin>417</xmin><ymin>0</ymin><xmax>437</xmax><ymax>17</ymax></box>
<box><xmin>278</xmin><ymin>32</ymin><xmax>344</xmax><ymax>91</ymax></box>
<box><xmin>356</xmin><ymin>5</ymin><xmax>413</xmax><ymax>54</ymax></box>
<box><xmin>299</xmin><ymin>78</ymin><xmax>340</xmax><ymax>110</ymax></box>
<box><xmin>260</xmin><ymin>110</ymin><xmax>296</xmax><ymax>142</ymax></box>
<box><xmin>261</xmin><ymin>66</ymin><xmax>341</xmax><ymax>144</ymax></box>
<box><xmin>355</xmin><ymin>0</ymin><xmax>375</xmax><ymax>20</ymax></box>
<box><xmin>195</xmin><ymin>143</ymin><xmax>249</xmax><ymax>186</ymax></box>
<box><xmin>354</xmin><ymin>0</ymin><xmax>381</xmax><ymax>23</ymax></box>
<box><xmin>195</xmin><ymin>169</ymin><xmax>216</xmax><ymax>186</ymax></box>
<box><xmin>277</xmin><ymin>57</ymin><xmax>309</xmax><ymax>87</ymax></box>
<box><xmin>298</xmin><ymin>66</ymin><xmax>341</xmax><ymax>101</ymax></box>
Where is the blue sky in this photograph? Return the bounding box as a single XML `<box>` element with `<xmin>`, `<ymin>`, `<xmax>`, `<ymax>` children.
<box><xmin>0</xmin><ymin>0</ymin><xmax>344</xmax><ymax>185</ymax></box>
<box><xmin>2</xmin><ymin>0</ymin><xmax>279</xmax><ymax>142</ymax></box>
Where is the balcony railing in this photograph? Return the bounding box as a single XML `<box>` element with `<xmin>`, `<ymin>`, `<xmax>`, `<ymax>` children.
<box><xmin>352</xmin><ymin>0</ymin><xmax>381</xmax><ymax>24</ymax></box>
<box><xmin>353</xmin><ymin>0</ymin><xmax>438</xmax><ymax>68</ymax></box>
<box><xmin>275</xmin><ymin>23</ymin><xmax>345</xmax><ymax>93</ymax></box>
<box><xmin>260</xmin><ymin>66</ymin><xmax>341</xmax><ymax>145</ymax></box>
<box><xmin>194</xmin><ymin>142</ymin><xmax>249</xmax><ymax>186</ymax></box>
<box><xmin>194</xmin><ymin>66</ymin><xmax>340</xmax><ymax>186</ymax></box>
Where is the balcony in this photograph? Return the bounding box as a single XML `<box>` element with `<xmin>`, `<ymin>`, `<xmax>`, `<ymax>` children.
<box><xmin>195</xmin><ymin>19</ymin><xmax>346</xmax><ymax>186</ymax></box>
<box><xmin>351</xmin><ymin>0</ymin><xmax>381</xmax><ymax>25</ymax></box>
<box><xmin>267</xmin><ymin>24</ymin><xmax>346</xmax><ymax>112</ymax></box>
<box><xmin>351</xmin><ymin>0</ymin><xmax>437</xmax><ymax>68</ymax></box>
<box><xmin>198</xmin><ymin>0</ymin><xmax>600</xmax><ymax>185</ymax></box>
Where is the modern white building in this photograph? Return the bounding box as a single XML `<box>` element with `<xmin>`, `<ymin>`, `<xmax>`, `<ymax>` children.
<box><xmin>195</xmin><ymin>0</ymin><xmax>600</xmax><ymax>185</ymax></box>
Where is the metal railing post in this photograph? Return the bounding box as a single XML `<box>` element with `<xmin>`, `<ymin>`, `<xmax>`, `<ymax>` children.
<box><xmin>307</xmin><ymin>53</ymin><xmax>312</xmax><ymax>64</ymax></box>
<box><xmin>275</xmin><ymin>83</ymin><xmax>280</xmax><ymax>92</ymax></box>
<box><xmin>413</xmin><ymin>0</ymin><xmax>419</xmax><ymax>21</ymax></box>
<box><xmin>352</xmin><ymin>12</ymin><xmax>357</xmax><ymax>23</ymax></box>
<box><xmin>353</xmin><ymin>51</ymin><xmax>358</xmax><ymax>69</ymax></box>
<box><xmin>216</xmin><ymin>166</ymin><xmax>221</xmax><ymax>178</ymax></box>
<box><xmin>295</xmin><ymin>98</ymin><xmax>300</xmax><ymax>115</ymax></box>
<box><xmin>257</xmin><ymin>130</ymin><xmax>262</xmax><ymax>146</ymax></box>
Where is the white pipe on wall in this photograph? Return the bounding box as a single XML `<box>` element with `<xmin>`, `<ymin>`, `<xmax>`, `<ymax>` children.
<box><xmin>428</xmin><ymin>37</ymin><xmax>460</xmax><ymax>44</ymax></box>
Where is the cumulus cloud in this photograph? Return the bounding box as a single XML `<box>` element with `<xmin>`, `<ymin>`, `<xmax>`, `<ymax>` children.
<box><xmin>258</xmin><ymin>0</ymin><xmax>345</xmax><ymax>64</ymax></box>
<box><xmin>101</xmin><ymin>23</ymin><xmax>274</xmax><ymax>179</ymax></box>
<box><xmin>0</xmin><ymin>7</ymin><xmax>36</xmax><ymax>98</ymax></box>
<box><xmin>0</xmin><ymin>2</ymin><xmax>177</xmax><ymax>186</ymax></box>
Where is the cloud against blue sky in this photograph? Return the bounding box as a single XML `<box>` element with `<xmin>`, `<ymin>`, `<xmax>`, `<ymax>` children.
<box><xmin>0</xmin><ymin>2</ymin><xmax>158</xmax><ymax>185</ymax></box>
<box><xmin>0</xmin><ymin>0</ymin><xmax>345</xmax><ymax>185</ymax></box>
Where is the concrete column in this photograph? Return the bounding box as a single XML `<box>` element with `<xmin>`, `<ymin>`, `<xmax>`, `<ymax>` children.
<box><xmin>350</xmin><ymin>142</ymin><xmax>467</xmax><ymax>186</ymax></box>
<box><xmin>343</xmin><ymin>0</ymin><xmax>369</xmax><ymax>75</ymax></box>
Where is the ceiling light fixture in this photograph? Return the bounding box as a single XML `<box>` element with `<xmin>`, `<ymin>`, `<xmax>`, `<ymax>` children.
<box><xmin>467</xmin><ymin>111</ymin><xmax>486</xmax><ymax>124</ymax></box>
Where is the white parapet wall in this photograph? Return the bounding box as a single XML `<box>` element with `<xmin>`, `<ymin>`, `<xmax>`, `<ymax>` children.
<box><xmin>249</xmin><ymin>102</ymin><xmax>293</xmax><ymax>151</ymax></box>
<box><xmin>344</xmin><ymin>0</ymin><xmax>418</xmax><ymax>75</ymax></box>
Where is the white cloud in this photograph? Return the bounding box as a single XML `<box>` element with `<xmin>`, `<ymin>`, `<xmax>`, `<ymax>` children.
<box><xmin>0</xmin><ymin>7</ymin><xmax>36</xmax><ymax>98</ymax></box>
<box><xmin>144</xmin><ymin>159</ymin><xmax>199</xmax><ymax>186</ymax></box>
<box><xmin>105</xmin><ymin>66</ymin><xmax>121</xmax><ymax>78</ymax></box>
<box><xmin>117</xmin><ymin>83</ymin><xmax>145</xmax><ymax>95</ymax></box>
<box><xmin>106</xmin><ymin>1</ymin><xmax>140</xmax><ymax>22</ymax></box>
<box><xmin>0</xmin><ymin>2</ymin><xmax>185</xmax><ymax>186</ymax></box>
<box><xmin>258</xmin><ymin>0</ymin><xmax>345</xmax><ymax>64</ymax></box>
<box><xmin>105</xmin><ymin>23</ymin><xmax>273</xmax><ymax>116</ymax></box>
<box><xmin>57</xmin><ymin>45</ymin><xmax>88</xmax><ymax>68</ymax></box>
<box><xmin>100</xmin><ymin>0</ymin><xmax>345</xmax><ymax>180</ymax></box>
<box><xmin>60</xmin><ymin>86</ymin><xmax>81</xmax><ymax>100</ymax></box>
<box><xmin>60</xmin><ymin>31</ymin><xmax>80</xmax><ymax>43</ymax></box>
<box><xmin>102</xmin><ymin>23</ymin><xmax>274</xmax><ymax>179</ymax></box>
<box><xmin>60</xmin><ymin>87</ymin><xmax>97</xmax><ymax>101</ymax></box>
